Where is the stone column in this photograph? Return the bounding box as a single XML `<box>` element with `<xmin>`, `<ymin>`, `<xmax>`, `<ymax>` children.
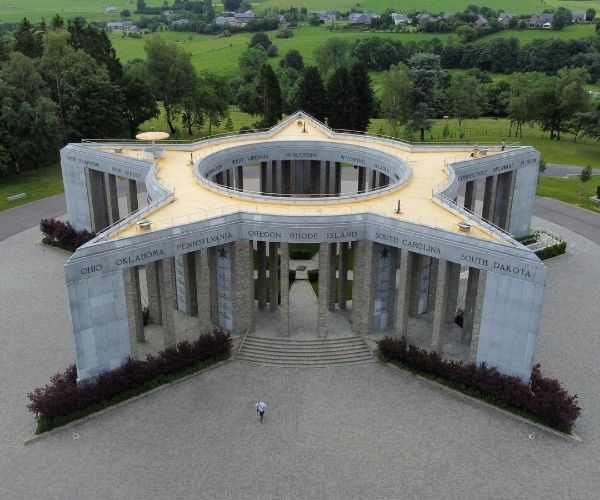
<box><xmin>481</xmin><ymin>175</ymin><xmax>497</xmax><ymax>221</ymax></box>
<box><xmin>351</xmin><ymin>240</ymin><xmax>375</xmax><ymax>336</ymax></box>
<box><xmin>426</xmin><ymin>258</ymin><xmax>439</xmax><ymax>314</ymax></box>
<box><xmin>232</xmin><ymin>240</ymin><xmax>255</xmax><ymax>334</ymax></box>
<box><xmin>394</xmin><ymin>250</ymin><xmax>413</xmax><ymax>339</ymax></box>
<box><xmin>185</xmin><ymin>252</ymin><xmax>198</xmax><ymax>316</ymax></box>
<box><xmin>464</xmin><ymin>180</ymin><xmax>477</xmax><ymax>211</ymax></box>
<box><xmin>445</xmin><ymin>262</ymin><xmax>461</xmax><ymax>325</ymax></box>
<box><xmin>280</xmin><ymin>243</ymin><xmax>290</xmax><ymax>336</ymax></box>
<box><xmin>327</xmin><ymin>243</ymin><xmax>337</xmax><ymax>311</ymax></box>
<box><xmin>303</xmin><ymin>161</ymin><xmax>312</xmax><ymax>195</ymax></box>
<box><xmin>469</xmin><ymin>270</ymin><xmax>487</xmax><ymax>363</ymax></box>
<box><xmin>495</xmin><ymin>171</ymin><xmax>515</xmax><ymax>230</ymax></box>
<box><xmin>107</xmin><ymin>173</ymin><xmax>120</xmax><ymax>224</ymax></box>
<box><xmin>357</xmin><ymin>166</ymin><xmax>366</xmax><ymax>193</ymax></box>
<box><xmin>431</xmin><ymin>260</ymin><xmax>450</xmax><ymax>353</ymax></box>
<box><xmin>335</xmin><ymin>162</ymin><xmax>341</xmax><ymax>194</ymax></box>
<box><xmin>387</xmin><ymin>247</ymin><xmax>399</xmax><ymax>324</ymax></box>
<box><xmin>325</xmin><ymin>162</ymin><xmax>331</xmax><ymax>195</ymax></box>
<box><xmin>124</xmin><ymin>266</ymin><xmax>144</xmax><ymax>349</ymax></box>
<box><xmin>338</xmin><ymin>242</ymin><xmax>349</xmax><ymax>310</ymax></box>
<box><xmin>127</xmin><ymin>179</ymin><xmax>138</xmax><ymax>214</ymax></box>
<box><xmin>317</xmin><ymin>242</ymin><xmax>330</xmax><ymax>337</ymax></box>
<box><xmin>208</xmin><ymin>247</ymin><xmax>219</xmax><ymax>326</ymax></box>
<box><xmin>215</xmin><ymin>172</ymin><xmax>224</xmax><ymax>186</ymax></box>
<box><xmin>158</xmin><ymin>257</ymin><xmax>177</xmax><ymax>349</ymax></box>
<box><xmin>236</xmin><ymin>165</ymin><xmax>244</xmax><ymax>191</ymax></box>
<box><xmin>370</xmin><ymin>169</ymin><xmax>377</xmax><ymax>191</ymax></box>
<box><xmin>408</xmin><ymin>254</ymin><xmax>422</xmax><ymax>318</ymax></box>
<box><xmin>269</xmin><ymin>242</ymin><xmax>279</xmax><ymax>310</ymax></box>
<box><xmin>281</xmin><ymin>160</ymin><xmax>291</xmax><ymax>195</ymax></box>
<box><xmin>319</xmin><ymin>161</ymin><xmax>328</xmax><ymax>194</ymax></box>
<box><xmin>273</xmin><ymin>161</ymin><xmax>281</xmax><ymax>194</ymax></box>
<box><xmin>225</xmin><ymin>169</ymin><xmax>233</xmax><ymax>188</ymax></box>
<box><xmin>87</xmin><ymin>169</ymin><xmax>110</xmax><ymax>232</ymax></box>
<box><xmin>195</xmin><ymin>249</ymin><xmax>212</xmax><ymax>333</ymax></box>
<box><xmin>146</xmin><ymin>261</ymin><xmax>162</xmax><ymax>325</ymax></box>
<box><xmin>256</xmin><ymin>241</ymin><xmax>267</xmax><ymax>310</ymax></box>
<box><xmin>462</xmin><ymin>267</ymin><xmax>482</xmax><ymax>343</ymax></box>
<box><xmin>311</xmin><ymin>160</ymin><xmax>320</xmax><ymax>195</ymax></box>
<box><xmin>260</xmin><ymin>161</ymin><xmax>268</xmax><ymax>193</ymax></box>
<box><xmin>380</xmin><ymin>174</ymin><xmax>390</xmax><ymax>187</ymax></box>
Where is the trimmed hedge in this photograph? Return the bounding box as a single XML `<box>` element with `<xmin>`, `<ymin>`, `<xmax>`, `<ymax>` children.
<box><xmin>40</xmin><ymin>218</ymin><xmax>96</xmax><ymax>252</ymax></box>
<box><xmin>27</xmin><ymin>330</ymin><xmax>232</xmax><ymax>433</ymax></box>
<box><xmin>378</xmin><ymin>336</ymin><xmax>580</xmax><ymax>433</ymax></box>
<box><xmin>535</xmin><ymin>241</ymin><xmax>567</xmax><ymax>260</ymax></box>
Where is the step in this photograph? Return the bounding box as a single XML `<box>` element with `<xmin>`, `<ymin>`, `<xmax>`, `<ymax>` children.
<box><xmin>236</xmin><ymin>355</ymin><xmax>376</xmax><ymax>366</ymax></box>
<box><xmin>244</xmin><ymin>337</ymin><xmax>366</xmax><ymax>347</ymax></box>
<box><xmin>240</xmin><ymin>345</ymin><xmax>370</xmax><ymax>357</ymax></box>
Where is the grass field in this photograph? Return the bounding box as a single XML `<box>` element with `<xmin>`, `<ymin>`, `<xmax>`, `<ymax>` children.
<box><xmin>0</xmin><ymin>0</ymin><xmax>168</xmax><ymax>23</ymax></box>
<box><xmin>537</xmin><ymin>174</ymin><xmax>600</xmax><ymax>213</ymax></box>
<box><xmin>255</xmin><ymin>0</ymin><xmax>600</xmax><ymax>16</ymax></box>
<box><xmin>0</xmin><ymin>163</ymin><xmax>63</xmax><ymax>211</ymax></box>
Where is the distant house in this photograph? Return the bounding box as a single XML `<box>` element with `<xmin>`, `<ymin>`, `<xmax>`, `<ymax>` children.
<box><xmin>216</xmin><ymin>16</ymin><xmax>241</xmax><ymax>27</ymax></box>
<box><xmin>310</xmin><ymin>10</ymin><xmax>341</xmax><ymax>23</ymax></box>
<box><xmin>234</xmin><ymin>10</ymin><xmax>256</xmax><ymax>21</ymax></box>
<box><xmin>171</xmin><ymin>18</ymin><xmax>190</xmax><ymax>28</ymax></box>
<box><xmin>415</xmin><ymin>13</ymin><xmax>437</xmax><ymax>23</ymax></box>
<box><xmin>498</xmin><ymin>12</ymin><xmax>515</xmax><ymax>27</ymax></box>
<box><xmin>529</xmin><ymin>13</ymin><xmax>553</xmax><ymax>28</ymax></box>
<box><xmin>107</xmin><ymin>20</ymin><xmax>136</xmax><ymax>30</ymax></box>
<box><xmin>104</xmin><ymin>6</ymin><xmax>118</xmax><ymax>14</ymax></box>
<box><xmin>348</xmin><ymin>12</ymin><xmax>380</xmax><ymax>25</ymax></box>
<box><xmin>572</xmin><ymin>11</ymin><xmax>585</xmax><ymax>22</ymax></box>
<box><xmin>391</xmin><ymin>13</ymin><xmax>409</xmax><ymax>25</ymax></box>
<box><xmin>473</xmin><ymin>16</ymin><xmax>487</xmax><ymax>27</ymax></box>
<box><xmin>215</xmin><ymin>16</ymin><xmax>227</xmax><ymax>26</ymax></box>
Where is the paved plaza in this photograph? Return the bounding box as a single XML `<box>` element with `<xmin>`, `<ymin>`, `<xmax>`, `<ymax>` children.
<box><xmin>1</xmin><ymin>214</ymin><xmax>600</xmax><ymax>498</ymax></box>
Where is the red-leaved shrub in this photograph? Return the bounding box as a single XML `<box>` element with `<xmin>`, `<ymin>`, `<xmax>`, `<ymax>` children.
<box><xmin>40</xmin><ymin>218</ymin><xmax>96</xmax><ymax>252</ymax></box>
<box><xmin>378</xmin><ymin>336</ymin><xmax>580</xmax><ymax>432</ymax></box>
<box><xmin>27</xmin><ymin>329</ymin><xmax>232</xmax><ymax>421</ymax></box>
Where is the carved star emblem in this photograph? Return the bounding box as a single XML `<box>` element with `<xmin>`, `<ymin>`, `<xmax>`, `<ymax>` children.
<box><xmin>380</xmin><ymin>247</ymin><xmax>389</xmax><ymax>260</ymax></box>
<box><xmin>218</xmin><ymin>247</ymin><xmax>229</xmax><ymax>260</ymax></box>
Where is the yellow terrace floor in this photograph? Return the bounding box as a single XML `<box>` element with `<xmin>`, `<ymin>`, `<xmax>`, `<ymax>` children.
<box><xmin>108</xmin><ymin>117</ymin><xmax>503</xmax><ymax>243</ymax></box>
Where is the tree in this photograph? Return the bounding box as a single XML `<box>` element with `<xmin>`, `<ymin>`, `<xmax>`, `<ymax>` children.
<box><xmin>408</xmin><ymin>53</ymin><xmax>441</xmax><ymax>141</ymax></box>
<box><xmin>294</xmin><ymin>67</ymin><xmax>326</xmax><ymax>121</ymax></box>
<box><xmin>326</xmin><ymin>67</ymin><xmax>354</xmax><ymax>130</ymax></box>
<box><xmin>144</xmin><ymin>37</ymin><xmax>197</xmax><ymax>133</ymax></box>
<box><xmin>586</xmin><ymin>8</ymin><xmax>596</xmax><ymax>22</ymax></box>
<box><xmin>0</xmin><ymin>52</ymin><xmax>46</xmax><ymax>104</ymax></box>
<box><xmin>204</xmin><ymin>0</ymin><xmax>215</xmax><ymax>22</ymax></box>
<box><xmin>579</xmin><ymin>165</ymin><xmax>592</xmax><ymax>195</ymax></box>
<box><xmin>197</xmin><ymin>72</ymin><xmax>230</xmax><ymax>134</ymax></box>
<box><xmin>68</xmin><ymin>19</ymin><xmax>123</xmax><ymax>81</ymax></box>
<box><xmin>314</xmin><ymin>38</ymin><xmax>354</xmax><ymax>76</ymax></box>
<box><xmin>14</xmin><ymin>18</ymin><xmax>43</xmax><ymax>58</ymax></box>
<box><xmin>280</xmin><ymin>49</ymin><xmax>304</xmax><ymax>71</ymax></box>
<box><xmin>381</xmin><ymin>63</ymin><xmax>412</xmax><ymax>136</ymax></box>
<box><xmin>238</xmin><ymin>47</ymin><xmax>267</xmax><ymax>81</ymax></box>
<box><xmin>121</xmin><ymin>9</ymin><xmax>131</xmax><ymax>18</ymax></box>
<box><xmin>552</xmin><ymin>7</ymin><xmax>572</xmax><ymax>30</ymax></box>
<box><xmin>446</xmin><ymin>75</ymin><xmax>482</xmax><ymax>137</ymax></box>
<box><xmin>120</xmin><ymin>63</ymin><xmax>159</xmax><ymax>137</ymax></box>
<box><xmin>349</xmin><ymin>63</ymin><xmax>373</xmax><ymax>132</ymax></box>
<box><xmin>249</xmin><ymin>32</ymin><xmax>271</xmax><ymax>50</ymax></box>
<box><xmin>49</xmin><ymin>14</ymin><xmax>65</xmax><ymax>31</ymax></box>
<box><xmin>275</xmin><ymin>66</ymin><xmax>300</xmax><ymax>115</ymax></box>
<box><xmin>136</xmin><ymin>0</ymin><xmax>147</xmax><ymax>11</ymax></box>
<box><xmin>534</xmin><ymin>68</ymin><xmax>589</xmax><ymax>140</ymax></box>
<box><xmin>254</xmin><ymin>64</ymin><xmax>282</xmax><ymax>127</ymax></box>
<box><xmin>222</xmin><ymin>0</ymin><xmax>242</xmax><ymax>12</ymax></box>
<box><xmin>507</xmin><ymin>72</ymin><xmax>543</xmax><ymax>137</ymax></box>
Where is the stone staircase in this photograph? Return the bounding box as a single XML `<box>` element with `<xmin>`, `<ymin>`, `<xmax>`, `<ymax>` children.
<box><xmin>236</xmin><ymin>336</ymin><xmax>375</xmax><ymax>366</ymax></box>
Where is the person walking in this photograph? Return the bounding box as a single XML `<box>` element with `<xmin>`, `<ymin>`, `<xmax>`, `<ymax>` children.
<box><xmin>501</xmin><ymin>139</ymin><xmax>506</xmax><ymax>151</ymax></box>
<box><xmin>256</xmin><ymin>400</ymin><xmax>266</xmax><ymax>422</ymax></box>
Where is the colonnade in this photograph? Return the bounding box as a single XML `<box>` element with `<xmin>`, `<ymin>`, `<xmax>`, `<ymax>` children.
<box><xmin>213</xmin><ymin>162</ymin><xmax>390</xmax><ymax>196</ymax></box>
<box><xmin>87</xmin><ymin>169</ymin><xmax>140</xmax><ymax>232</ymax></box>
<box><xmin>123</xmin><ymin>238</ymin><xmax>484</xmax><ymax>363</ymax></box>
<box><xmin>462</xmin><ymin>170</ymin><xmax>516</xmax><ymax>231</ymax></box>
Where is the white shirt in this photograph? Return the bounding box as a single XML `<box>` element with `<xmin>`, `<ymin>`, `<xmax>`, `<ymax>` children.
<box><xmin>256</xmin><ymin>401</ymin><xmax>266</xmax><ymax>412</ymax></box>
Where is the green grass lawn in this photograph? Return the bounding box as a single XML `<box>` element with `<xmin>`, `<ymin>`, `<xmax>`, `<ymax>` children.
<box><xmin>256</xmin><ymin>0</ymin><xmax>600</xmax><ymax>16</ymax></box>
<box><xmin>0</xmin><ymin>0</ymin><xmax>166</xmax><ymax>23</ymax></box>
<box><xmin>537</xmin><ymin>174</ymin><xmax>600</xmax><ymax>213</ymax></box>
<box><xmin>0</xmin><ymin>163</ymin><xmax>63</xmax><ymax>212</ymax></box>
